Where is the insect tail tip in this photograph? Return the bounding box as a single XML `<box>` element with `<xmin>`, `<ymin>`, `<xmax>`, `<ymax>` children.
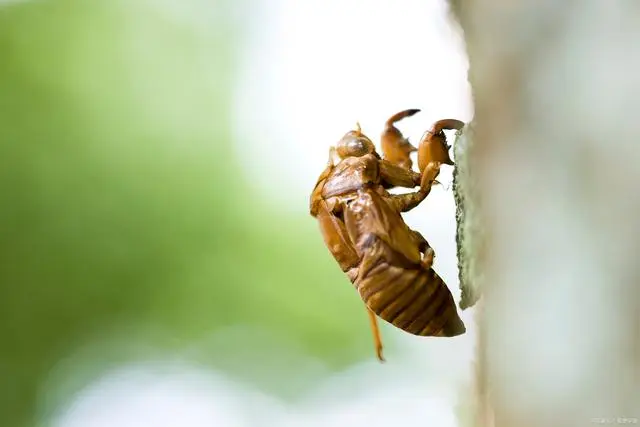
<box><xmin>441</xmin><ymin>315</ymin><xmax>466</xmax><ymax>337</ymax></box>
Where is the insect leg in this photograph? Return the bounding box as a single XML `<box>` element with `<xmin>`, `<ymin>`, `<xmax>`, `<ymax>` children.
<box><xmin>379</xmin><ymin>159</ymin><xmax>422</xmax><ymax>189</ymax></box>
<box><xmin>367</xmin><ymin>305</ymin><xmax>385</xmax><ymax>362</ymax></box>
<box><xmin>380</xmin><ymin>109</ymin><xmax>421</xmax><ymax>169</ymax></box>
<box><xmin>419</xmin><ymin>161</ymin><xmax>443</xmax><ymax>191</ymax></box>
<box><xmin>315</xmin><ymin>201</ymin><xmax>361</xmax><ymax>273</ymax></box>
<box><xmin>309</xmin><ymin>150</ymin><xmax>337</xmax><ymax>217</ymax></box>
<box><xmin>385</xmin><ymin>161</ymin><xmax>442</xmax><ymax>214</ymax></box>
<box><xmin>417</xmin><ymin>119</ymin><xmax>464</xmax><ymax>172</ymax></box>
<box><xmin>385</xmin><ymin>109</ymin><xmax>421</xmax><ymax>129</ymax></box>
<box><xmin>431</xmin><ymin>118</ymin><xmax>465</xmax><ymax>135</ymax></box>
<box><xmin>388</xmin><ymin>191</ymin><xmax>429</xmax><ymax>213</ymax></box>
<box><xmin>411</xmin><ymin>230</ymin><xmax>435</xmax><ymax>269</ymax></box>
<box><xmin>411</xmin><ymin>229</ymin><xmax>429</xmax><ymax>252</ymax></box>
<box><xmin>422</xmin><ymin>248</ymin><xmax>435</xmax><ymax>270</ymax></box>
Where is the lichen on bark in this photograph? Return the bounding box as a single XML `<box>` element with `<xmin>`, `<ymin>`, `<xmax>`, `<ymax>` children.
<box><xmin>452</xmin><ymin>124</ymin><xmax>482</xmax><ymax>310</ymax></box>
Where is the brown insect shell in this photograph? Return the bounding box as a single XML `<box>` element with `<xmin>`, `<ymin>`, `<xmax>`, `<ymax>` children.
<box><xmin>381</xmin><ymin>128</ymin><xmax>416</xmax><ymax>167</ymax></box>
<box><xmin>417</xmin><ymin>119</ymin><xmax>464</xmax><ymax>173</ymax></box>
<box><xmin>336</xmin><ymin>130</ymin><xmax>376</xmax><ymax>159</ymax></box>
<box><xmin>417</xmin><ymin>131</ymin><xmax>454</xmax><ymax>172</ymax></box>
<box><xmin>380</xmin><ymin>109</ymin><xmax>420</xmax><ymax>169</ymax></box>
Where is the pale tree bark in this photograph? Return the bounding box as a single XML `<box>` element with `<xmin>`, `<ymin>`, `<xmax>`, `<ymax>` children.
<box><xmin>450</xmin><ymin>2</ymin><xmax>640</xmax><ymax>427</ymax></box>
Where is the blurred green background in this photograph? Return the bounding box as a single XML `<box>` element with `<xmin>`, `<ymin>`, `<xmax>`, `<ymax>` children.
<box><xmin>0</xmin><ymin>1</ymin><xmax>371</xmax><ymax>426</ymax></box>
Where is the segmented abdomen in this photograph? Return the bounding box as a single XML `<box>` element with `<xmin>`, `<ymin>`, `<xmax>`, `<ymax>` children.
<box><xmin>353</xmin><ymin>237</ymin><xmax>465</xmax><ymax>337</ymax></box>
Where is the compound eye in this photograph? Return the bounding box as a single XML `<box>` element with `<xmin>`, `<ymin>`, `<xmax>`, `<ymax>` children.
<box><xmin>346</xmin><ymin>138</ymin><xmax>368</xmax><ymax>156</ymax></box>
<box><xmin>336</xmin><ymin>131</ymin><xmax>375</xmax><ymax>158</ymax></box>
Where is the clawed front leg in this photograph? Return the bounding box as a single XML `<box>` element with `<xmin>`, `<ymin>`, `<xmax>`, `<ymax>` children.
<box><xmin>380</xmin><ymin>109</ymin><xmax>420</xmax><ymax>170</ymax></box>
<box><xmin>417</xmin><ymin>119</ymin><xmax>464</xmax><ymax>172</ymax></box>
<box><xmin>387</xmin><ymin>161</ymin><xmax>442</xmax><ymax>213</ymax></box>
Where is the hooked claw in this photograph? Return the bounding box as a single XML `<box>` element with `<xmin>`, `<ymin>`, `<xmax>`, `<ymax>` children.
<box><xmin>431</xmin><ymin>119</ymin><xmax>465</xmax><ymax>135</ymax></box>
<box><xmin>417</xmin><ymin>119</ymin><xmax>465</xmax><ymax>173</ymax></box>
<box><xmin>381</xmin><ymin>109</ymin><xmax>421</xmax><ymax>170</ymax></box>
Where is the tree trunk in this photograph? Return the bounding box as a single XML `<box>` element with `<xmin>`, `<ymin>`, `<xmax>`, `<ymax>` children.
<box><xmin>450</xmin><ymin>2</ymin><xmax>640</xmax><ymax>426</ymax></box>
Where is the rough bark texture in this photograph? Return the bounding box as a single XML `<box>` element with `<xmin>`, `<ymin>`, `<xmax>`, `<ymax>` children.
<box><xmin>452</xmin><ymin>125</ymin><xmax>483</xmax><ymax>310</ymax></box>
<box><xmin>450</xmin><ymin>1</ymin><xmax>640</xmax><ymax>426</ymax></box>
